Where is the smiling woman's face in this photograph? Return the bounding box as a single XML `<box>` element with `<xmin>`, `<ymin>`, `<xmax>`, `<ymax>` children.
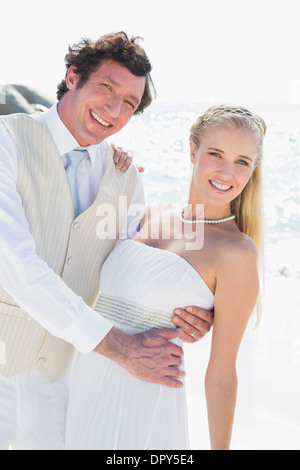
<box><xmin>189</xmin><ymin>125</ymin><xmax>258</xmax><ymax>212</ymax></box>
<box><xmin>57</xmin><ymin>60</ymin><xmax>146</xmax><ymax>146</ymax></box>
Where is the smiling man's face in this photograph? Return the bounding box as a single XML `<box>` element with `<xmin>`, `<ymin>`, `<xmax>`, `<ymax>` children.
<box><xmin>58</xmin><ymin>60</ymin><xmax>146</xmax><ymax>146</ymax></box>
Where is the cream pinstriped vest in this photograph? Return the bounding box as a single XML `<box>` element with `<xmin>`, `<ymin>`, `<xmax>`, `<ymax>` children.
<box><xmin>0</xmin><ymin>112</ymin><xmax>140</xmax><ymax>382</ymax></box>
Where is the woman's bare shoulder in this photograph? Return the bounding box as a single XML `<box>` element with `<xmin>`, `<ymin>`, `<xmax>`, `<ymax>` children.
<box><xmin>136</xmin><ymin>203</ymin><xmax>176</xmax><ymax>240</ymax></box>
<box><xmin>217</xmin><ymin>229</ymin><xmax>258</xmax><ymax>274</ymax></box>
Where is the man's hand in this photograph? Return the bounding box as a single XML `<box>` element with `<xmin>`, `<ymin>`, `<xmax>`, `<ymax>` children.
<box><xmin>172</xmin><ymin>306</ymin><xmax>214</xmax><ymax>343</ymax></box>
<box><xmin>94</xmin><ymin>326</ymin><xmax>185</xmax><ymax>388</ymax></box>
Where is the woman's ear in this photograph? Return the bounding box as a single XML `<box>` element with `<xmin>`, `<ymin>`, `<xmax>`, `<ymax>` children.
<box><xmin>190</xmin><ymin>141</ymin><xmax>197</xmax><ymax>165</ymax></box>
<box><xmin>65</xmin><ymin>66</ymin><xmax>79</xmax><ymax>91</ymax></box>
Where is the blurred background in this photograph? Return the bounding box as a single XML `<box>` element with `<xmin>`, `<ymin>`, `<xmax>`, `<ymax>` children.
<box><xmin>1</xmin><ymin>0</ymin><xmax>300</xmax><ymax>450</ymax></box>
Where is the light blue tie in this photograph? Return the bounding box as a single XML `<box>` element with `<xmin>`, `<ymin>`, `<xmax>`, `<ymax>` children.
<box><xmin>66</xmin><ymin>149</ymin><xmax>88</xmax><ymax>218</ymax></box>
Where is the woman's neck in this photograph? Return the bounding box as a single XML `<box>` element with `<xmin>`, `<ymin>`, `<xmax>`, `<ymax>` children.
<box><xmin>187</xmin><ymin>191</ymin><xmax>232</xmax><ymax>221</ymax></box>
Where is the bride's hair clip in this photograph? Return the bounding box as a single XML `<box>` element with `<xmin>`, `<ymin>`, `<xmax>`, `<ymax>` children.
<box><xmin>199</xmin><ymin>105</ymin><xmax>267</xmax><ymax>134</ymax></box>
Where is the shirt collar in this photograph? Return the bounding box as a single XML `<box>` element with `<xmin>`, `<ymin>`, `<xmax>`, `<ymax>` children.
<box><xmin>42</xmin><ymin>104</ymin><xmax>99</xmax><ymax>166</ymax></box>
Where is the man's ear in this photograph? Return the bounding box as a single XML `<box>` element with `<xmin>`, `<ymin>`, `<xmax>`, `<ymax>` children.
<box><xmin>65</xmin><ymin>66</ymin><xmax>79</xmax><ymax>91</ymax></box>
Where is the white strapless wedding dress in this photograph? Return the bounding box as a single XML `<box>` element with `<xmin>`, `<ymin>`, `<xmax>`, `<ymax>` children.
<box><xmin>65</xmin><ymin>239</ymin><xmax>214</xmax><ymax>450</ymax></box>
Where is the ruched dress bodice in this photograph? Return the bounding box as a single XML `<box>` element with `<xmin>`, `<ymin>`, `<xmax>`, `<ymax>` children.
<box><xmin>95</xmin><ymin>239</ymin><xmax>214</xmax><ymax>333</ymax></box>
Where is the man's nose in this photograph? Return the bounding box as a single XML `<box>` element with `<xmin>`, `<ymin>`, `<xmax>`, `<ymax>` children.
<box><xmin>105</xmin><ymin>95</ymin><xmax>123</xmax><ymax>118</ymax></box>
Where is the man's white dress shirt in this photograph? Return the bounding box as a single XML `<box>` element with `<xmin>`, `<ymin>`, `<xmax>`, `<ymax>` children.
<box><xmin>0</xmin><ymin>105</ymin><xmax>145</xmax><ymax>354</ymax></box>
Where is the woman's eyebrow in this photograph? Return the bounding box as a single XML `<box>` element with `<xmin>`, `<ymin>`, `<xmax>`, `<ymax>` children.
<box><xmin>207</xmin><ymin>147</ymin><xmax>253</xmax><ymax>161</ymax></box>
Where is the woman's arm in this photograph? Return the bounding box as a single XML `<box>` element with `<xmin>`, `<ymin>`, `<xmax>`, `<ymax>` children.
<box><xmin>205</xmin><ymin>237</ymin><xmax>259</xmax><ymax>450</ymax></box>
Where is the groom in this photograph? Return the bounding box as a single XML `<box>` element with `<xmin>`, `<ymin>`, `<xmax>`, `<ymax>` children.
<box><xmin>0</xmin><ymin>32</ymin><xmax>213</xmax><ymax>449</ymax></box>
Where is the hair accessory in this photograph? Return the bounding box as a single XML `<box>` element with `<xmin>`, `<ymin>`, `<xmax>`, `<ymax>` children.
<box><xmin>202</xmin><ymin>107</ymin><xmax>265</xmax><ymax>132</ymax></box>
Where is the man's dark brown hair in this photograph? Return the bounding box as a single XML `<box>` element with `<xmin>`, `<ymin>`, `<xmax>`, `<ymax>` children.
<box><xmin>56</xmin><ymin>31</ymin><xmax>156</xmax><ymax>114</ymax></box>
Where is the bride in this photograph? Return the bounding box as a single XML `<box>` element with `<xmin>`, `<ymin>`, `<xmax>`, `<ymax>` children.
<box><xmin>65</xmin><ymin>105</ymin><xmax>266</xmax><ymax>450</ymax></box>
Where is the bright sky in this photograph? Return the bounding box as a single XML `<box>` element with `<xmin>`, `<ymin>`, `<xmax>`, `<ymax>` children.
<box><xmin>1</xmin><ymin>0</ymin><xmax>300</xmax><ymax>106</ymax></box>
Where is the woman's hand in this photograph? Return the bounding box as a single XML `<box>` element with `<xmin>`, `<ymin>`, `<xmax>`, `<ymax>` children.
<box><xmin>172</xmin><ymin>306</ymin><xmax>214</xmax><ymax>343</ymax></box>
<box><xmin>111</xmin><ymin>144</ymin><xmax>145</xmax><ymax>173</ymax></box>
<box><xmin>111</xmin><ymin>144</ymin><xmax>133</xmax><ymax>171</ymax></box>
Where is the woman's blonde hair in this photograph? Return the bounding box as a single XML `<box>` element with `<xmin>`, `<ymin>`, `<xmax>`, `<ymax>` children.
<box><xmin>190</xmin><ymin>105</ymin><xmax>267</xmax><ymax>324</ymax></box>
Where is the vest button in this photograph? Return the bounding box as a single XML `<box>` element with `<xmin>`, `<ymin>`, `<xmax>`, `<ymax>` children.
<box><xmin>73</xmin><ymin>222</ymin><xmax>80</xmax><ymax>230</ymax></box>
<box><xmin>67</xmin><ymin>256</ymin><xmax>73</xmax><ymax>265</ymax></box>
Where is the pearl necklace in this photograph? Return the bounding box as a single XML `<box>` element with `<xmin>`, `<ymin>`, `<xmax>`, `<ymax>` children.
<box><xmin>179</xmin><ymin>209</ymin><xmax>235</xmax><ymax>224</ymax></box>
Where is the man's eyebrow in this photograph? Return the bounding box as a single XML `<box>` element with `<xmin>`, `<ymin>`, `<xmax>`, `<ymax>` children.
<box><xmin>207</xmin><ymin>147</ymin><xmax>253</xmax><ymax>161</ymax></box>
<box><xmin>101</xmin><ymin>75</ymin><xmax>140</xmax><ymax>106</ymax></box>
